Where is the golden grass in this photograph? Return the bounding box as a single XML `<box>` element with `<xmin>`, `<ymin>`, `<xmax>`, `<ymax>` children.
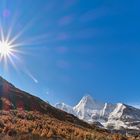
<box><xmin>0</xmin><ymin>110</ymin><xmax>138</xmax><ymax>140</ymax></box>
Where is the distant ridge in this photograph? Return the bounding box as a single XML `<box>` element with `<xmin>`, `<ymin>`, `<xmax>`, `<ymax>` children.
<box><xmin>55</xmin><ymin>94</ymin><xmax>140</xmax><ymax>135</ymax></box>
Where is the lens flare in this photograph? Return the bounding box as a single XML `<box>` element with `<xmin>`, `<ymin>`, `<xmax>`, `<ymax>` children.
<box><xmin>0</xmin><ymin>41</ymin><xmax>12</xmax><ymax>57</ymax></box>
<box><xmin>0</xmin><ymin>24</ymin><xmax>22</xmax><ymax>79</ymax></box>
<box><xmin>0</xmin><ymin>36</ymin><xmax>18</xmax><ymax>65</ymax></box>
<box><xmin>0</xmin><ymin>24</ymin><xmax>39</xmax><ymax>84</ymax></box>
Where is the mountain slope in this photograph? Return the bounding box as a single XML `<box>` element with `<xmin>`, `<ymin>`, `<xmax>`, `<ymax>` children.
<box><xmin>0</xmin><ymin>76</ymin><xmax>139</xmax><ymax>139</ymax></box>
<box><xmin>105</xmin><ymin>103</ymin><xmax>140</xmax><ymax>130</ymax></box>
<box><xmin>0</xmin><ymin>76</ymin><xmax>92</xmax><ymax>129</ymax></box>
<box><xmin>0</xmin><ymin>110</ymin><xmax>133</xmax><ymax>140</ymax></box>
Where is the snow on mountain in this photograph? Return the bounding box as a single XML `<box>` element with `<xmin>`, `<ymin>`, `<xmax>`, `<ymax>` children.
<box><xmin>55</xmin><ymin>95</ymin><xmax>140</xmax><ymax>132</ymax></box>
<box><xmin>101</xmin><ymin>102</ymin><xmax>116</xmax><ymax>120</ymax></box>
<box><xmin>55</xmin><ymin>102</ymin><xmax>76</xmax><ymax>116</ymax></box>
<box><xmin>108</xmin><ymin>103</ymin><xmax>126</xmax><ymax>120</ymax></box>
<box><xmin>73</xmin><ymin>95</ymin><xmax>105</xmax><ymax>122</ymax></box>
<box><xmin>105</xmin><ymin>103</ymin><xmax>140</xmax><ymax>130</ymax></box>
<box><xmin>74</xmin><ymin>95</ymin><xmax>104</xmax><ymax>110</ymax></box>
<box><xmin>55</xmin><ymin>95</ymin><xmax>115</xmax><ymax>123</ymax></box>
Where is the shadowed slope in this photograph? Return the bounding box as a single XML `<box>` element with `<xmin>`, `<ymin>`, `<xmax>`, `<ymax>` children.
<box><xmin>0</xmin><ymin>76</ymin><xmax>92</xmax><ymax>129</ymax></box>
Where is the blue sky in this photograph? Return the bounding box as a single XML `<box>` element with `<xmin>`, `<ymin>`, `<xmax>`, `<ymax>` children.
<box><xmin>0</xmin><ymin>0</ymin><xmax>140</xmax><ymax>106</ymax></box>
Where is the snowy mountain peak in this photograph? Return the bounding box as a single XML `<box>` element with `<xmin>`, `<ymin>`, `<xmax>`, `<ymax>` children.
<box><xmin>82</xmin><ymin>95</ymin><xmax>94</xmax><ymax>101</ymax></box>
<box><xmin>108</xmin><ymin>103</ymin><xmax>126</xmax><ymax>120</ymax></box>
<box><xmin>106</xmin><ymin>103</ymin><xmax>140</xmax><ymax>130</ymax></box>
<box><xmin>77</xmin><ymin>95</ymin><xmax>95</xmax><ymax>108</ymax></box>
<box><xmin>73</xmin><ymin>95</ymin><xmax>106</xmax><ymax>122</ymax></box>
<box><xmin>116</xmin><ymin>103</ymin><xmax>126</xmax><ymax>107</ymax></box>
<box><xmin>74</xmin><ymin>95</ymin><xmax>104</xmax><ymax>110</ymax></box>
<box><xmin>55</xmin><ymin>95</ymin><xmax>140</xmax><ymax>132</ymax></box>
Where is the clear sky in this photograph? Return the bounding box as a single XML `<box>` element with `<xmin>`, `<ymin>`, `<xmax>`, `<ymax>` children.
<box><xmin>0</xmin><ymin>0</ymin><xmax>140</xmax><ymax>106</ymax></box>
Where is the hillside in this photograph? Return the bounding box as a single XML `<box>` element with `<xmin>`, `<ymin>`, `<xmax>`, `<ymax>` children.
<box><xmin>0</xmin><ymin>76</ymin><xmax>92</xmax><ymax>129</ymax></box>
<box><xmin>0</xmin><ymin>76</ymin><xmax>139</xmax><ymax>140</ymax></box>
<box><xmin>0</xmin><ymin>110</ymin><xmax>132</xmax><ymax>140</ymax></box>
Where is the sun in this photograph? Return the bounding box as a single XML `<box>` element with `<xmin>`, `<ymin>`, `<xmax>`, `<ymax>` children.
<box><xmin>0</xmin><ymin>41</ymin><xmax>12</xmax><ymax>57</ymax></box>
<box><xmin>0</xmin><ymin>23</ymin><xmax>26</xmax><ymax>73</ymax></box>
<box><xmin>0</xmin><ymin>22</ymin><xmax>38</xmax><ymax>83</ymax></box>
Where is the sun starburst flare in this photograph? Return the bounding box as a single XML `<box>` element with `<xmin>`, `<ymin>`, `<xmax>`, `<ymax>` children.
<box><xmin>0</xmin><ymin>41</ymin><xmax>13</xmax><ymax>57</ymax></box>
<box><xmin>0</xmin><ymin>24</ymin><xmax>39</xmax><ymax>84</ymax></box>
<box><xmin>0</xmin><ymin>32</ymin><xmax>20</xmax><ymax>68</ymax></box>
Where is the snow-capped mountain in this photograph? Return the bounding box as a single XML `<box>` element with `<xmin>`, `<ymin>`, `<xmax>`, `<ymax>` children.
<box><xmin>73</xmin><ymin>95</ymin><xmax>106</xmax><ymax>123</ymax></box>
<box><xmin>105</xmin><ymin>103</ymin><xmax>140</xmax><ymax>130</ymax></box>
<box><xmin>55</xmin><ymin>95</ymin><xmax>140</xmax><ymax>132</ymax></box>
<box><xmin>55</xmin><ymin>95</ymin><xmax>116</xmax><ymax>124</ymax></box>
<box><xmin>55</xmin><ymin>102</ymin><xmax>76</xmax><ymax>115</ymax></box>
